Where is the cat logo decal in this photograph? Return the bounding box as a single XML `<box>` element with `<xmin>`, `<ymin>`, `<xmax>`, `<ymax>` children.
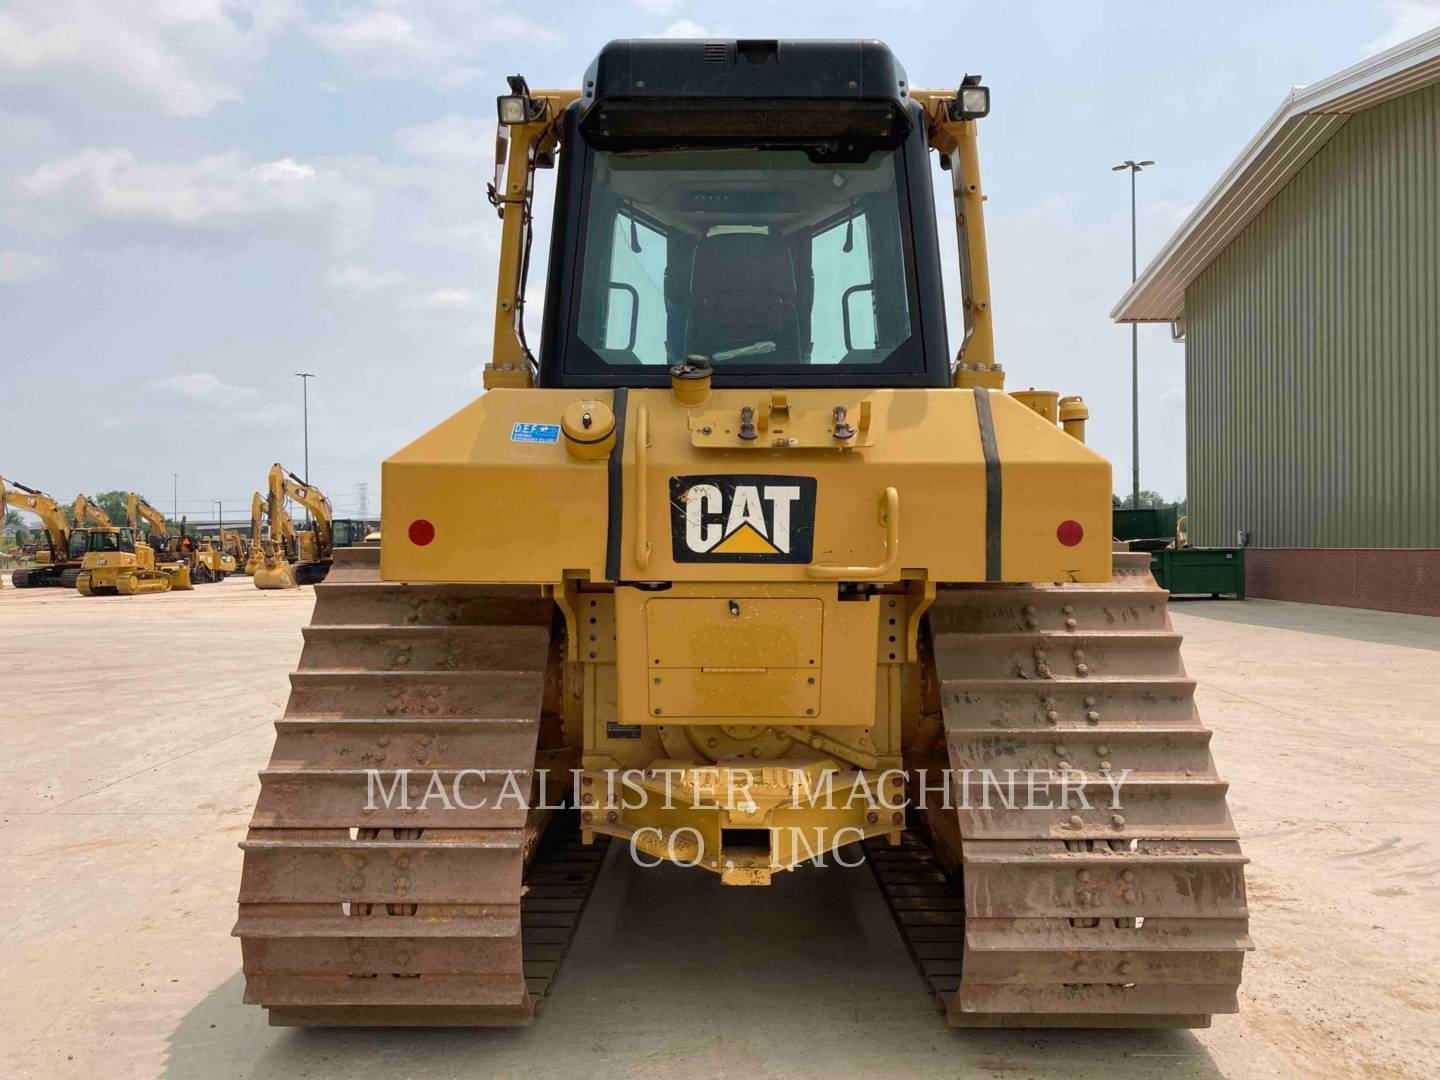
<box><xmin>668</xmin><ymin>475</ymin><xmax>817</xmax><ymax>563</ymax></box>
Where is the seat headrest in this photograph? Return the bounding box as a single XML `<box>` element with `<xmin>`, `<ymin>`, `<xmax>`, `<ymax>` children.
<box><xmin>690</xmin><ymin>232</ymin><xmax>797</xmax><ymax>301</ymax></box>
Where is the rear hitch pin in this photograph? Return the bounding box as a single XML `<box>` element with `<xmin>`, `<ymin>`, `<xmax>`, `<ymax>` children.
<box><xmin>833</xmin><ymin>405</ymin><xmax>856</xmax><ymax>440</ymax></box>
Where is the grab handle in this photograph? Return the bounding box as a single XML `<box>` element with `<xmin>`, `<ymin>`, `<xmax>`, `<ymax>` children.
<box><xmin>634</xmin><ymin>405</ymin><xmax>652</xmax><ymax>571</ymax></box>
<box><xmin>806</xmin><ymin>487</ymin><xmax>899</xmax><ymax>579</ymax></box>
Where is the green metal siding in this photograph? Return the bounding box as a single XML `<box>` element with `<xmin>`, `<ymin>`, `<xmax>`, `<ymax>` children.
<box><xmin>1185</xmin><ymin>82</ymin><xmax>1440</xmax><ymax>548</ymax></box>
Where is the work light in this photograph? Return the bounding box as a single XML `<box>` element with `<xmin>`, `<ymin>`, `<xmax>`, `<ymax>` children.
<box><xmin>497</xmin><ymin>94</ymin><xmax>533</xmax><ymax>125</ymax></box>
<box><xmin>949</xmin><ymin>74</ymin><xmax>990</xmax><ymax>120</ymax></box>
<box><xmin>496</xmin><ymin>74</ymin><xmax>537</xmax><ymax>126</ymax></box>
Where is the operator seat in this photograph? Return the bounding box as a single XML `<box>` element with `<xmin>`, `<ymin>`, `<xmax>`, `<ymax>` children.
<box><xmin>685</xmin><ymin>232</ymin><xmax>801</xmax><ymax>361</ymax></box>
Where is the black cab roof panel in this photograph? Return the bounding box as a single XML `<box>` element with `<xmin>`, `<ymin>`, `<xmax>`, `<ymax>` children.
<box><xmin>579</xmin><ymin>39</ymin><xmax>913</xmax><ymax>150</ymax></box>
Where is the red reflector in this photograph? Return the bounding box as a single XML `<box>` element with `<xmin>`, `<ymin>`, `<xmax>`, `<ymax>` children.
<box><xmin>408</xmin><ymin>519</ymin><xmax>436</xmax><ymax>546</ymax></box>
<box><xmin>1057</xmin><ymin>520</ymin><xmax>1084</xmax><ymax>547</ymax></box>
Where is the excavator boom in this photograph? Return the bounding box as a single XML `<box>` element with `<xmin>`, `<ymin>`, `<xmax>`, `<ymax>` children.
<box><xmin>2</xmin><ymin>476</ymin><xmax>83</xmax><ymax>586</ymax></box>
<box><xmin>127</xmin><ymin>493</ymin><xmax>169</xmax><ymax>541</ymax></box>
<box><xmin>242</xmin><ymin>492</ymin><xmax>266</xmax><ymax>576</ymax></box>
<box><xmin>278</xmin><ymin>467</ymin><xmax>334</xmax><ymax>555</ymax></box>
<box><xmin>2</xmin><ymin>476</ymin><xmax>70</xmax><ymax>554</ymax></box>
<box><xmin>73</xmin><ymin>495</ymin><xmax>112</xmax><ymax>529</ymax></box>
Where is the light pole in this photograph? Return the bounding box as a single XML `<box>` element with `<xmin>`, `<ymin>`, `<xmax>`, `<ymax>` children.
<box><xmin>173</xmin><ymin>474</ymin><xmax>178</xmax><ymax>521</ymax></box>
<box><xmin>1112</xmin><ymin>159</ymin><xmax>1154</xmax><ymax>510</ymax></box>
<box><xmin>295</xmin><ymin>372</ymin><xmax>316</xmax><ymax>484</ymax></box>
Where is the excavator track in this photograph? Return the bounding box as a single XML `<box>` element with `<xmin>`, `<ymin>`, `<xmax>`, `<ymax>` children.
<box><xmin>234</xmin><ymin>545</ymin><xmax>597</xmax><ymax>1026</ymax></box>
<box><xmin>12</xmin><ymin>566</ymin><xmax>69</xmax><ymax>588</ymax></box>
<box><xmin>897</xmin><ymin>551</ymin><xmax>1250</xmax><ymax>1029</ymax></box>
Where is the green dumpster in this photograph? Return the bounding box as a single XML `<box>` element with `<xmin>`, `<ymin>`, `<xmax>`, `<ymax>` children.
<box><xmin>1150</xmin><ymin>547</ymin><xmax>1245</xmax><ymax>599</ymax></box>
<box><xmin>1113</xmin><ymin>506</ymin><xmax>1180</xmax><ymax>552</ymax></box>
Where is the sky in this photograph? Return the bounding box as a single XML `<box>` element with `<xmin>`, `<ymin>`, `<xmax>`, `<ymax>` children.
<box><xmin>2</xmin><ymin>0</ymin><xmax>1436</xmax><ymax>525</ymax></box>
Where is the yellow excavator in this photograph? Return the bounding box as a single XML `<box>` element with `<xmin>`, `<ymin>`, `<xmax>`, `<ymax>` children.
<box><xmin>75</xmin><ymin>493</ymin><xmax>193</xmax><ymax>595</ymax></box>
<box><xmin>73</xmin><ymin>494</ymin><xmax>112</xmax><ymax>530</ymax></box>
<box><xmin>2</xmin><ymin>476</ymin><xmax>88</xmax><ymax>587</ymax></box>
<box><xmin>129</xmin><ymin>492</ymin><xmax>170</xmax><ymax>544</ymax></box>
<box><xmin>253</xmin><ymin>463</ymin><xmax>334</xmax><ymax>589</ymax></box>
<box><xmin>236</xmin><ymin>41</ymin><xmax>1248</xmax><ymax>1031</ymax></box>
<box><xmin>244</xmin><ymin>492</ymin><xmax>267</xmax><ymax>576</ymax></box>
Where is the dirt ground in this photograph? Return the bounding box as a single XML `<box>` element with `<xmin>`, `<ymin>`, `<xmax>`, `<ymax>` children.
<box><xmin>2</xmin><ymin>577</ymin><xmax>1437</xmax><ymax>1079</ymax></box>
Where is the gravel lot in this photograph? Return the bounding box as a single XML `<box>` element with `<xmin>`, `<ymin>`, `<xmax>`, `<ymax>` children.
<box><xmin>3</xmin><ymin>577</ymin><xmax>1437</xmax><ymax>1079</ymax></box>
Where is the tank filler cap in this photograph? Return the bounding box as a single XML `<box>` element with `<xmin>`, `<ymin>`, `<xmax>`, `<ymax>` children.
<box><xmin>669</xmin><ymin>354</ymin><xmax>712</xmax><ymax>406</ymax></box>
<box><xmin>561</xmin><ymin>398</ymin><xmax>616</xmax><ymax>460</ymax></box>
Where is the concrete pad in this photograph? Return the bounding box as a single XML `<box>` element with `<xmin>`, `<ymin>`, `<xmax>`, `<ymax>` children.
<box><xmin>2</xmin><ymin>581</ymin><xmax>1437</xmax><ymax>1078</ymax></box>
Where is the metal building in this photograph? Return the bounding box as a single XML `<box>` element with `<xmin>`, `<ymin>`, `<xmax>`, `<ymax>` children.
<box><xmin>1113</xmin><ymin>29</ymin><xmax>1440</xmax><ymax>615</ymax></box>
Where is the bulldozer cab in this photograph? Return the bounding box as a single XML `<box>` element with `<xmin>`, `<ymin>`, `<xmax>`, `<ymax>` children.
<box><xmin>538</xmin><ymin>40</ymin><xmax>946</xmax><ymax>389</ymax></box>
<box><xmin>86</xmin><ymin>528</ymin><xmax>136</xmax><ymax>554</ymax></box>
<box><xmin>80</xmin><ymin>526</ymin><xmax>149</xmax><ymax>573</ymax></box>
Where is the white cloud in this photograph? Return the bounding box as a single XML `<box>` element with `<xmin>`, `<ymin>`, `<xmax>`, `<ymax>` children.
<box><xmin>0</xmin><ymin>108</ymin><xmax>53</xmax><ymax>151</ymax></box>
<box><xmin>310</xmin><ymin>9</ymin><xmax>474</xmax><ymax>83</ymax></box>
<box><xmin>660</xmin><ymin>18</ymin><xmax>709</xmax><ymax>39</ymax></box>
<box><xmin>15</xmin><ymin>148</ymin><xmax>373</xmax><ymax>248</ymax></box>
<box><xmin>394</xmin><ymin>114</ymin><xmax>495</xmax><ymax>168</ymax></box>
<box><xmin>308</xmin><ymin>2</ymin><xmax>557</xmax><ymax>88</ymax></box>
<box><xmin>1364</xmin><ymin>1</ymin><xmax>1440</xmax><ymax>55</ymax></box>
<box><xmin>229</xmin><ymin>404</ymin><xmax>287</xmax><ymax>430</ymax></box>
<box><xmin>0</xmin><ymin>1</ymin><xmax>560</xmax><ymax>117</ymax></box>
<box><xmin>251</xmin><ymin>158</ymin><xmax>317</xmax><ymax>185</ymax></box>
<box><xmin>151</xmin><ymin>372</ymin><xmax>259</xmax><ymax>404</ymax></box>
<box><xmin>0</xmin><ymin>0</ymin><xmax>292</xmax><ymax>118</ymax></box>
<box><xmin>1142</xmin><ymin>199</ymin><xmax>1198</xmax><ymax>234</ymax></box>
<box><xmin>0</xmin><ymin>249</ymin><xmax>58</xmax><ymax>285</ymax></box>
<box><xmin>327</xmin><ymin>264</ymin><xmax>406</xmax><ymax>290</ymax></box>
<box><xmin>413</xmin><ymin>287</ymin><xmax>477</xmax><ymax>310</ymax></box>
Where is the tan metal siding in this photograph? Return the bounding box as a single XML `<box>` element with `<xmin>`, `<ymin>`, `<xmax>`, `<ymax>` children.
<box><xmin>1185</xmin><ymin>82</ymin><xmax>1440</xmax><ymax>548</ymax></box>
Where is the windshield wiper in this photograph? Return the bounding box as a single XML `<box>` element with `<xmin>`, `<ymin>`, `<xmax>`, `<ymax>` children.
<box><xmin>712</xmin><ymin>340</ymin><xmax>778</xmax><ymax>361</ymax></box>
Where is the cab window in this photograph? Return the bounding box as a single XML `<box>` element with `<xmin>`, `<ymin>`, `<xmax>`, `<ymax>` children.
<box><xmin>569</xmin><ymin>146</ymin><xmax>918</xmax><ymax>376</ymax></box>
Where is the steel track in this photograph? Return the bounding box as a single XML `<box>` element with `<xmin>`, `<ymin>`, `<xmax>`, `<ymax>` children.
<box><xmin>234</xmin><ymin>545</ymin><xmax>602</xmax><ymax>1026</ymax></box>
<box><xmin>899</xmin><ymin>551</ymin><xmax>1252</xmax><ymax>1028</ymax></box>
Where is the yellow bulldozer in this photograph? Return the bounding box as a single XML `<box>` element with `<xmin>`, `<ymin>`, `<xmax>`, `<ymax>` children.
<box><xmin>177</xmin><ymin>521</ymin><xmax>237</xmax><ymax>583</ymax></box>
<box><xmin>252</xmin><ymin>463</ymin><xmax>334</xmax><ymax>589</ymax></box>
<box><xmin>218</xmin><ymin>526</ymin><xmax>249</xmax><ymax>576</ymax></box>
<box><xmin>235</xmin><ymin>40</ymin><xmax>1248</xmax><ymax>1031</ymax></box>
<box><xmin>75</xmin><ymin>493</ymin><xmax>193</xmax><ymax>595</ymax></box>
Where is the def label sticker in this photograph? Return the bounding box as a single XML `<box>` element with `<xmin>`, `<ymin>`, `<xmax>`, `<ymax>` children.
<box><xmin>510</xmin><ymin>422</ymin><xmax>560</xmax><ymax>444</ymax></box>
<box><xmin>669</xmin><ymin>475</ymin><xmax>816</xmax><ymax>563</ymax></box>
